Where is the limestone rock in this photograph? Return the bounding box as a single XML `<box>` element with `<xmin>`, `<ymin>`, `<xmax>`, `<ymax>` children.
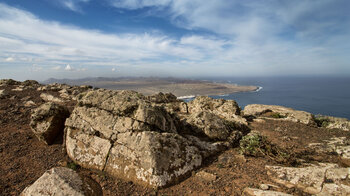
<box><xmin>12</xmin><ymin>85</ymin><xmax>24</xmax><ymax>91</ymax></box>
<box><xmin>24</xmin><ymin>100</ymin><xmax>36</xmax><ymax>107</ymax></box>
<box><xmin>186</xmin><ymin>111</ymin><xmax>231</xmax><ymax>140</ymax></box>
<box><xmin>317</xmin><ymin>183</ymin><xmax>350</xmax><ymax>196</ymax></box>
<box><xmin>40</xmin><ymin>93</ymin><xmax>65</xmax><ymax>103</ymax></box>
<box><xmin>243</xmin><ymin>104</ymin><xmax>314</xmax><ymax>125</ymax></box>
<box><xmin>64</xmin><ymin>89</ymin><xmax>248</xmax><ymax>187</ymax></box>
<box><xmin>196</xmin><ymin>171</ymin><xmax>217</xmax><ymax>182</ymax></box>
<box><xmin>188</xmin><ymin>96</ymin><xmax>246</xmax><ymax>124</ymax></box>
<box><xmin>104</xmin><ymin>131</ymin><xmax>202</xmax><ymax>187</ymax></box>
<box><xmin>243</xmin><ymin>188</ymin><xmax>292</xmax><ymax>196</ymax></box>
<box><xmin>0</xmin><ymin>89</ymin><xmax>7</xmax><ymax>99</ymax></box>
<box><xmin>266</xmin><ymin>163</ymin><xmax>345</xmax><ymax>195</ymax></box>
<box><xmin>146</xmin><ymin>92</ymin><xmax>177</xmax><ymax>103</ymax></box>
<box><xmin>315</xmin><ymin>115</ymin><xmax>350</xmax><ymax>131</ymax></box>
<box><xmin>21</xmin><ymin>167</ymin><xmax>102</xmax><ymax>196</ymax></box>
<box><xmin>30</xmin><ymin>102</ymin><xmax>70</xmax><ymax>144</ymax></box>
<box><xmin>308</xmin><ymin>137</ymin><xmax>350</xmax><ymax>159</ymax></box>
<box><xmin>66</xmin><ymin>127</ymin><xmax>111</xmax><ymax>171</ymax></box>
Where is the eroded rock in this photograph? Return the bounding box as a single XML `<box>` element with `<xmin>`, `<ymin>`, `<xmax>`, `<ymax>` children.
<box><xmin>30</xmin><ymin>102</ymin><xmax>70</xmax><ymax>144</ymax></box>
<box><xmin>21</xmin><ymin>167</ymin><xmax>102</xmax><ymax>196</ymax></box>
<box><xmin>40</xmin><ymin>93</ymin><xmax>65</xmax><ymax>103</ymax></box>
<box><xmin>266</xmin><ymin>163</ymin><xmax>350</xmax><ymax>195</ymax></box>
<box><xmin>65</xmin><ymin>89</ymin><xmax>243</xmax><ymax>187</ymax></box>
<box><xmin>104</xmin><ymin>131</ymin><xmax>202</xmax><ymax>187</ymax></box>
<box><xmin>243</xmin><ymin>188</ymin><xmax>292</xmax><ymax>196</ymax></box>
<box><xmin>243</xmin><ymin>104</ymin><xmax>315</xmax><ymax>125</ymax></box>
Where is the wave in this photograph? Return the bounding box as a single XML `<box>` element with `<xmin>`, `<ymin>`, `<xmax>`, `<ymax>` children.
<box><xmin>255</xmin><ymin>86</ymin><xmax>263</xmax><ymax>92</ymax></box>
<box><xmin>218</xmin><ymin>94</ymin><xmax>229</xmax><ymax>97</ymax></box>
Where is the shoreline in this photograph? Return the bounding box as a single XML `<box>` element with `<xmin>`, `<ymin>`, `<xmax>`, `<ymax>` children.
<box><xmin>177</xmin><ymin>85</ymin><xmax>262</xmax><ymax>100</ymax></box>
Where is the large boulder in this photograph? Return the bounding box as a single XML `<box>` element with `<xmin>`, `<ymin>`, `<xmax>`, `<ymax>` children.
<box><xmin>104</xmin><ymin>131</ymin><xmax>202</xmax><ymax>187</ymax></box>
<box><xmin>65</xmin><ymin>89</ymin><xmax>239</xmax><ymax>187</ymax></box>
<box><xmin>30</xmin><ymin>102</ymin><xmax>70</xmax><ymax>144</ymax></box>
<box><xmin>243</xmin><ymin>104</ymin><xmax>315</xmax><ymax>125</ymax></box>
<box><xmin>21</xmin><ymin>167</ymin><xmax>102</xmax><ymax>196</ymax></box>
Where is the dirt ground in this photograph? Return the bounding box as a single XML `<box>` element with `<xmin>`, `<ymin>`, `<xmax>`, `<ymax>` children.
<box><xmin>0</xmin><ymin>84</ymin><xmax>349</xmax><ymax>196</ymax></box>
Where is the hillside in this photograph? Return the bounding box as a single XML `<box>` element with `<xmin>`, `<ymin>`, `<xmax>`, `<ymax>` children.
<box><xmin>1</xmin><ymin>79</ymin><xmax>350</xmax><ymax>196</ymax></box>
<box><xmin>43</xmin><ymin>77</ymin><xmax>258</xmax><ymax>97</ymax></box>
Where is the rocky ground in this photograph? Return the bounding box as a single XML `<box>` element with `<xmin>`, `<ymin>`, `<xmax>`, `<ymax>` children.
<box><xmin>1</xmin><ymin>79</ymin><xmax>350</xmax><ymax>196</ymax></box>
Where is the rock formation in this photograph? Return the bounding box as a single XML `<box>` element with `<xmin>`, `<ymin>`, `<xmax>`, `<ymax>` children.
<box><xmin>21</xmin><ymin>167</ymin><xmax>102</xmax><ymax>196</ymax></box>
<box><xmin>30</xmin><ymin>102</ymin><xmax>70</xmax><ymax>145</ymax></box>
<box><xmin>65</xmin><ymin>89</ymin><xmax>248</xmax><ymax>187</ymax></box>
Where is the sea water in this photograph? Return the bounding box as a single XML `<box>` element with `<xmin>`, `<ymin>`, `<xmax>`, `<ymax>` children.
<box><xmin>189</xmin><ymin>76</ymin><xmax>350</xmax><ymax>119</ymax></box>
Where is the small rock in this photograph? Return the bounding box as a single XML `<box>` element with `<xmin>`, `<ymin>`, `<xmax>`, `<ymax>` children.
<box><xmin>259</xmin><ymin>184</ymin><xmax>269</xmax><ymax>190</ymax></box>
<box><xmin>243</xmin><ymin>188</ymin><xmax>292</xmax><ymax>196</ymax></box>
<box><xmin>21</xmin><ymin>167</ymin><xmax>102</xmax><ymax>196</ymax></box>
<box><xmin>196</xmin><ymin>171</ymin><xmax>217</xmax><ymax>182</ymax></box>
<box><xmin>24</xmin><ymin>100</ymin><xmax>36</xmax><ymax>107</ymax></box>
<box><xmin>40</xmin><ymin>93</ymin><xmax>65</xmax><ymax>103</ymax></box>
<box><xmin>0</xmin><ymin>89</ymin><xmax>7</xmax><ymax>99</ymax></box>
<box><xmin>12</xmin><ymin>86</ymin><xmax>24</xmax><ymax>91</ymax></box>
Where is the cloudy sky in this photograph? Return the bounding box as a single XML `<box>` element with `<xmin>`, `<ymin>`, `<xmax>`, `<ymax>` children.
<box><xmin>0</xmin><ymin>0</ymin><xmax>349</xmax><ymax>80</ymax></box>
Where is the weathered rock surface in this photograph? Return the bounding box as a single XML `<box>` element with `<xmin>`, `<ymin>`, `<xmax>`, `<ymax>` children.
<box><xmin>65</xmin><ymin>89</ymin><xmax>248</xmax><ymax>187</ymax></box>
<box><xmin>40</xmin><ymin>93</ymin><xmax>65</xmax><ymax>103</ymax></box>
<box><xmin>105</xmin><ymin>131</ymin><xmax>202</xmax><ymax>187</ymax></box>
<box><xmin>30</xmin><ymin>102</ymin><xmax>70</xmax><ymax>144</ymax></box>
<box><xmin>243</xmin><ymin>104</ymin><xmax>315</xmax><ymax>125</ymax></box>
<box><xmin>243</xmin><ymin>188</ymin><xmax>292</xmax><ymax>196</ymax></box>
<box><xmin>315</xmin><ymin>115</ymin><xmax>350</xmax><ymax>131</ymax></box>
<box><xmin>21</xmin><ymin>167</ymin><xmax>102</xmax><ymax>196</ymax></box>
<box><xmin>308</xmin><ymin>137</ymin><xmax>350</xmax><ymax>159</ymax></box>
<box><xmin>266</xmin><ymin>163</ymin><xmax>350</xmax><ymax>195</ymax></box>
<box><xmin>0</xmin><ymin>89</ymin><xmax>7</xmax><ymax>99</ymax></box>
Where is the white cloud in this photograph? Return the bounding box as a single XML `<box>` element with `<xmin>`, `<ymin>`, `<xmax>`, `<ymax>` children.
<box><xmin>4</xmin><ymin>57</ymin><xmax>15</xmax><ymax>62</ymax></box>
<box><xmin>110</xmin><ymin>0</ymin><xmax>171</xmax><ymax>10</ymax></box>
<box><xmin>1</xmin><ymin>1</ymin><xmax>350</xmax><ymax>80</ymax></box>
<box><xmin>111</xmin><ymin>68</ymin><xmax>116</xmax><ymax>72</ymax></box>
<box><xmin>52</xmin><ymin>66</ymin><xmax>62</xmax><ymax>70</ymax></box>
<box><xmin>65</xmin><ymin>64</ymin><xmax>74</xmax><ymax>71</ymax></box>
<box><xmin>59</xmin><ymin>0</ymin><xmax>90</xmax><ymax>12</ymax></box>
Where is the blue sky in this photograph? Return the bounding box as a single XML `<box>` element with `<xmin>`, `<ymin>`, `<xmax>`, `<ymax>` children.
<box><xmin>0</xmin><ymin>0</ymin><xmax>349</xmax><ymax>80</ymax></box>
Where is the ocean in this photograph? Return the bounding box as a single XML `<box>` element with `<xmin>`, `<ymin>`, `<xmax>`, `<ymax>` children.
<box><xmin>188</xmin><ymin>76</ymin><xmax>350</xmax><ymax>119</ymax></box>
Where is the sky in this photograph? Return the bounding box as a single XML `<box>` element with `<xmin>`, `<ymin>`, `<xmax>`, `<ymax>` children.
<box><xmin>0</xmin><ymin>0</ymin><xmax>349</xmax><ymax>81</ymax></box>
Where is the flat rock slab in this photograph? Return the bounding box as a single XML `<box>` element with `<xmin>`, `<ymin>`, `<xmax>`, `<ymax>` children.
<box><xmin>243</xmin><ymin>188</ymin><xmax>292</xmax><ymax>196</ymax></box>
<box><xmin>243</xmin><ymin>104</ymin><xmax>314</xmax><ymax>125</ymax></box>
<box><xmin>21</xmin><ymin>167</ymin><xmax>102</xmax><ymax>196</ymax></box>
<box><xmin>266</xmin><ymin>163</ymin><xmax>350</xmax><ymax>195</ymax></box>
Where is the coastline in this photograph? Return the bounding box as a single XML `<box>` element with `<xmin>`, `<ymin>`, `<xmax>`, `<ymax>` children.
<box><xmin>177</xmin><ymin>85</ymin><xmax>262</xmax><ymax>100</ymax></box>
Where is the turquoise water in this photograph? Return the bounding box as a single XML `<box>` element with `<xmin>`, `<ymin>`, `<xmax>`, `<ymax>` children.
<box><xmin>189</xmin><ymin>77</ymin><xmax>350</xmax><ymax>119</ymax></box>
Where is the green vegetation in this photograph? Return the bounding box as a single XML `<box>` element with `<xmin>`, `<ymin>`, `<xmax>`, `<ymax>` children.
<box><xmin>67</xmin><ymin>162</ymin><xmax>79</xmax><ymax>171</ymax></box>
<box><xmin>239</xmin><ymin>133</ymin><xmax>295</xmax><ymax>165</ymax></box>
<box><xmin>269</xmin><ymin>112</ymin><xmax>285</xmax><ymax>119</ymax></box>
<box><xmin>313</xmin><ymin>115</ymin><xmax>330</xmax><ymax>127</ymax></box>
<box><xmin>240</xmin><ymin>134</ymin><xmax>267</xmax><ymax>156</ymax></box>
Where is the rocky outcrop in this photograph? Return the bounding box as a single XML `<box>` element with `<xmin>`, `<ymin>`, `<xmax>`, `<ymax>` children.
<box><xmin>314</xmin><ymin>115</ymin><xmax>350</xmax><ymax>131</ymax></box>
<box><xmin>21</xmin><ymin>167</ymin><xmax>102</xmax><ymax>196</ymax></box>
<box><xmin>37</xmin><ymin>83</ymin><xmax>92</xmax><ymax>101</ymax></box>
<box><xmin>266</xmin><ymin>163</ymin><xmax>350</xmax><ymax>195</ymax></box>
<box><xmin>243</xmin><ymin>104</ymin><xmax>315</xmax><ymax>125</ymax></box>
<box><xmin>30</xmin><ymin>102</ymin><xmax>70</xmax><ymax>144</ymax></box>
<box><xmin>308</xmin><ymin>137</ymin><xmax>350</xmax><ymax>159</ymax></box>
<box><xmin>64</xmin><ymin>89</ymin><xmax>247</xmax><ymax>187</ymax></box>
